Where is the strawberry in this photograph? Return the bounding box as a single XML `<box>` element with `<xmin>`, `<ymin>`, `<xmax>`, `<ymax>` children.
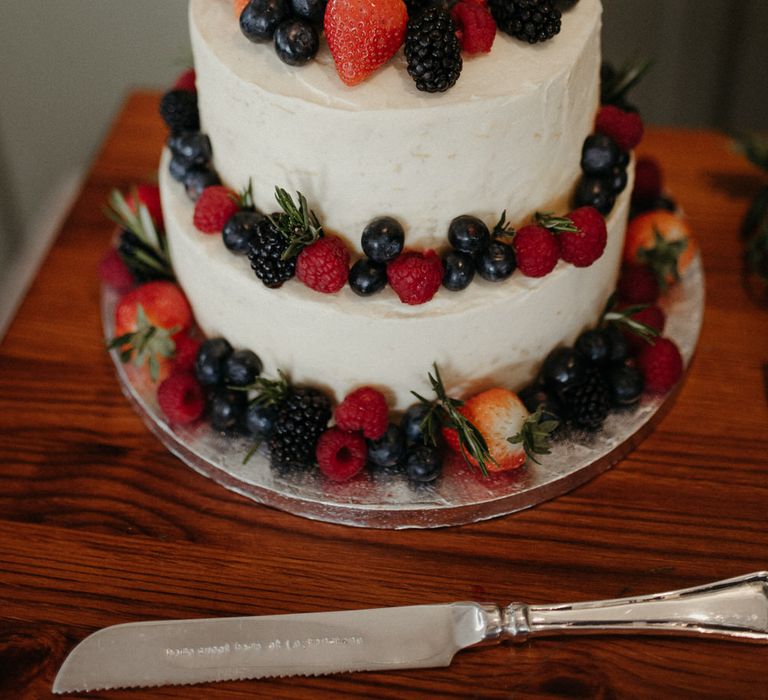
<box><xmin>111</xmin><ymin>281</ymin><xmax>193</xmax><ymax>382</ymax></box>
<box><xmin>325</xmin><ymin>0</ymin><xmax>408</xmax><ymax>86</ymax></box>
<box><xmin>513</xmin><ymin>224</ymin><xmax>560</xmax><ymax>277</ymax></box>
<box><xmin>637</xmin><ymin>337</ymin><xmax>683</xmax><ymax>393</ymax></box>
<box><xmin>595</xmin><ymin>105</ymin><xmax>644</xmax><ymax>151</ymax></box>
<box><xmin>624</xmin><ymin>210</ymin><xmax>695</xmax><ymax>288</ymax></box>
<box><xmin>443</xmin><ymin>388</ymin><xmax>531</xmax><ymax>472</ymax></box>
<box><xmin>560</xmin><ymin>207</ymin><xmax>607</xmax><ymax>267</ymax></box>
<box><xmin>451</xmin><ymin>1</ymin><xmax>496</xmax><ymax>54</ymax></box>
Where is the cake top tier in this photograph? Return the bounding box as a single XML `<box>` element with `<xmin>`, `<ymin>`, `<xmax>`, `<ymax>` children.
<box><xmin>191</xmin><ymin>0</ymin><xmax>602</xmax><ymax>110</ymax></box>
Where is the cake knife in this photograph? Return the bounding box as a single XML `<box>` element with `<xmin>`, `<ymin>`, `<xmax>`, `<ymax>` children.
<box><xmin>53</xmin><ymin>571</ymin><xmax>768</xmax><ymax>694</ymax></box>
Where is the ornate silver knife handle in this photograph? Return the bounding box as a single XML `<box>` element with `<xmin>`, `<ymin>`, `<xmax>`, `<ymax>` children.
<box><xmin>480</xmin><ymin>572</ymin><xmax>768</xmax><ymax>644</ymax></box>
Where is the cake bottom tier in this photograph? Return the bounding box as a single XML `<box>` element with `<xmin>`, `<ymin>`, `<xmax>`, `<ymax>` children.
<box><xmin>160</xmin><ymin>152</ymin><xmax>633</xmax><ymax>410</ymax></box>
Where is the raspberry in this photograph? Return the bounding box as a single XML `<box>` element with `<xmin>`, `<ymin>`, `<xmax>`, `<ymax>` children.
<box><xmin>595</xmin><ymin>105</ymin><xmax>644</xmax><ymax>151</ymax></box>
<box><xmin>193</xmin><ymin>186</ymin><xmax>240</xmax><ymax>234</ymax></box>
<box><xmin>624</xmin><ymin>304</ymin><xmax>666</xmax><ymax>353</ymax></box>
<box><xmin>334</xmin><ymin>386</ymin><xmax>389</xmax><ymax>440</ymax></box>
<box><xmin>173</xmin><ymin>68</ymin><xmax>197</xmax><ymax>93</ymax></box>
<box><xmin>387</xmin><ymin>250</ymin><xmax>443</xmax><ymax>305</ymax></box>
<box><xmin>560</xmin><ymin>207</ymin><xmax>607</xmax><ymax>267</ymax></box>
<box><xmin>617</xmin><ymin>265</ymin><xmax>660</xmax><ymax>304</ymax></box>
<box><xmin>296</xmin><ymin>235</ymin><xmax>350</xmax><ymax>293</ymax></box>
<box><xmin>98</xmin><ymin>248</ymin><xmax>135</xmax><ymax>292</ymax></box>
<box><xmin>632</xmin><ymin>157</ymin><xmax>663</xmax><ymax>209</ymax></box>
<box><xmin>316</xmin><ymin>428</ymin><xmax>368</xmax><ymax>482</ymax></box>
<box><xmin>173</xmin><ymin>333</ymin><xmax>202</xmax><ymax>373</ymax></box>
<box><xmin>157</xmin><ymin>372</ymin><xmax>205</xmax><ymax>424</ymax></box>
<box><xmin>513</xmin><ymin>224</ymin><xmax>560</xmax><ymax>277</ymax></box>
<box><xmin>451</xmin><ymin>1</ymin><xmax>496</xmax><ymax>54</ymax></box>
<box><xmin>637</xmin><ymin>337</ymin><xmax>683</xmax><ymax>393</ymax></box>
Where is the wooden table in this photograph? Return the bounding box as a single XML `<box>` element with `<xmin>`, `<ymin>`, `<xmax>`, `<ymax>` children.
<box><xmin>1</xmin><ymin>91</ymin><xmax>767</xmax><ymax>699</ymax></box>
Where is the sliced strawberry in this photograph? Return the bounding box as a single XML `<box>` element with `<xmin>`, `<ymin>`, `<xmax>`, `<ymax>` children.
<box><xmin>443</xmin><ymin>388</ymin><xmax>530</xmax><ymax>472</ymax></box>
<box><xmin>325</xmin><ymin>0</ymin><xmax>408</xmax><ymax>86</ymax></box>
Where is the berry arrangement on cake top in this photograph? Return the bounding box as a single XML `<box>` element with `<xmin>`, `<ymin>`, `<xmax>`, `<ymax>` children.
<box><xmin>234</xmin><ymin>0</ymin><xmax>581</xmax><ymax>91</ymax></box>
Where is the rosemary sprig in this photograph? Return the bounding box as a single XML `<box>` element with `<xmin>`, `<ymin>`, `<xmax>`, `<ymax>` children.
<box><xmin>508</xmin><ymin>407</ymin><xmax>559</xmax><ymax>465</ymax></box>
<box><xmin>267</xmin><ymin>187</ymin><xmax>323</xmax><ymax>261</ymax></box>
<box><xmin>411</xmin><ymin>364</ymin><xmax>495</xmax><ymax>476</ymax></box>
<box><xmin>493</xmin><ymin>210</ymin><xmax>515</xmax><ymax>240</ymax></box>
<box><xmin>600</xmin><ymin>57</ymin><xmax>653</xmax><ymax>107</ymax></box>
<box><xmin>105</xmin><ymin>189</ymin><xmax>174</xmax><ymax>281</ymax></box>
<box><xmin>600</xmin><ymin>293</ymin><xmax>660</xmax><ymax>345</ymax></box>
<box><xmin>535</xmin><ymin>211</ymin><xmax>579</xmax><ymax>233</ymax></box>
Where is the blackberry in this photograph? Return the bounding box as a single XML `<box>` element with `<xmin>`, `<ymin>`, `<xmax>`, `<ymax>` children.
<box><xmin>561</xmin><ymin>367</ymin><xmax>610</xmax><ymax>432</ymax></box>
<box><xmin>268</xmin><ymin>387</ymin><xmax>332</xmax><ymax>469</ymax></box>
<box><xmin>489</xmin><ymin>0</ymin><xmax>561</xmax><ymax>44</ymax></box>
<box><xmin>159</xmin><ymin>89</ymin><xmax>200</xmax><ymax>134</ymax></box>
<box><xmin>247</xmin><ymin>216</ymin><xmax>297</xmax><ymax>288</ymax></box>
<box><xmin>404</xmin><ymin>8</ymin><xmax>462</xmax><ymax>93</ymax></box>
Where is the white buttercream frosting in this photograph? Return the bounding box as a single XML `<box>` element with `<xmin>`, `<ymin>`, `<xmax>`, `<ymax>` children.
<box><xmin>162</xmin><ymin>0</ymin><xmax>632</xmax><ymax>411</ymax></box>
<box><xmin>190</xmin><ymin>0</ymin><xmax>603</xmax><ymax>252</ymax></box>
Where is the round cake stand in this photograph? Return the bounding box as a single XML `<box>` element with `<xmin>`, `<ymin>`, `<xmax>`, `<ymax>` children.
<box><xmin>103</xmin><ymin>256</ymin><xmax>704</xmax><ymax>529</ymax></box>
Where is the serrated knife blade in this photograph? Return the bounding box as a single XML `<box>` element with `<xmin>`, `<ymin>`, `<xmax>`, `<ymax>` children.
<box><xmin>53</xmin><ymin>572</ymin><xmax>768</xmax><ymax>693</ymax></box>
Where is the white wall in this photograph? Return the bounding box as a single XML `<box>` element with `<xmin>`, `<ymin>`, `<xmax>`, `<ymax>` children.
<box><xmin>0</xmin><ymin>0</ymin><xmax>188</xmax><ymax>334</ymax></box>
<box><xmin>0</xmin><ymin>1</ymin><xmax>765</xmax><ymax>335</ymax></box>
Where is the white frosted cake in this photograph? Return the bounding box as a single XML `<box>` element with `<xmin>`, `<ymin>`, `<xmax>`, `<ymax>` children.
<box><xmin>160</xmin><ymin>0</ymin><xmax>633</xmax><ymax>410</ymax></box>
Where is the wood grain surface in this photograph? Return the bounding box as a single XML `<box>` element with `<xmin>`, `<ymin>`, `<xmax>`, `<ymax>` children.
<box><xmin>0</xmin><ymin>91</ymin><xmax>767</xmax><ymax>699</ymax></box>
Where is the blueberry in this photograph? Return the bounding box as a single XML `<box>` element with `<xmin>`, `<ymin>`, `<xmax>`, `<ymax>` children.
<box><xmin>184</xmin><ymin>166</ymin><xmax>221</xmax><ymax>202</ymax></box>
<box><xmin>169</xmin><ymin>153</ymin><xmax>193</xmax><ymax>183</ymax></box>
<box><xmin>348</xmin><ymin>258</ymin><xmax>387</xmax><ymax>296</ymax></box>
<box><xmin>223</xmin><ymin>211</ymin><xmax>264</xmax><ymax>254</ymax></box>
<box><xmin>519</xmin><ymin>383</ymin><xmax>563</xmax><ymax>424</ymax></box>
<box><xmin>361</xmin><ymin>217</ymin><xmax>405</xmax><ymax>263</ymax></box>
<box><xmin>616</xmin><ymin>149</ymin><xmax>630</xmax><ymax>168</ymax></box>
<box><xmin>606</xmin><ymin>165</ymin><xmax>628</xmax><ymax>195</ymax></box>
<box><xmin>448</xmin><ymin>215</ymin><xmax>490</xmax><ymax>255</ymax></box>
<box><xmin>240</xmin><ymin>0</ymin><xmax>290</xmax><ymax>41</ymax></box>
<box><xmin>245</xmin><ymin>402</ymin><xmax>278</xmax><ymax>439</ymax></box>
<box><xmin>581</xmin><ymin>133</ymin><xmax>620</xmax><ymax>175</ymax></box>
<box><xmin>573</xmin><ymin>175</ymin><xmax>616</xmax><ymax>216</ymax></box>
<box><xmin>405</xmin><ymin>445</ymin><xmax>442</xmax><ymax>483</ymax></box>
<box><xmin>274</xmin><ymin>19</ymin><xmax>319</xmax><ymax>66</ymax></box>
<box><xmin>541</xmin><ymin>347</ymin><xmax>587</xmax><ymax>394</ymax></box>
<box><xmin>195</xmin><ymin>338</ymin><xmax>233</xmax><ymax>387</ymax></box>
<box><xmin>442</xmin><ymin>250</ymin><xmax>475</xmax><ymax>291</ymax></box>
<box><xmin>367</xmin><ymin>423</ymin><xmax>406</xmax><ymax>468</ymax></box>
<box><xmin>603</xmin><ymin>324</ymin><xmax>629</xmax><ymax>363</ymax></box>
<box><xmin>167</xmin><ymin>132</ymin><xmax>212</xmax><ymax>165</ymax></box>
<box><xmin>401</xmin><ymin>403</ymin><xmax>432</xmax><ymax>445</ymax></box>
<box><xmin>290</xmin><ymin>0</ymin><xmax>327</xmax><ymax>24</ymax></box>
<box><xmin>476</xmin><ymin>240</ymin><xmax>516</xmax><ymax>281</ymax></box>
<box><xmin>225</xmin><ymin>349</ymin><xmax>263</xmax><ymax>386</ymax></box>
<box><xmin>575</xmin><ymin>329</ymin><xmax>610</xmax><ymax>365</ymax></box>
<box><xmin>209</xmin><ymin>389</ymin><xmax>247</xmax><ymax>432</ymax></box>
<box><xmin>606</xmin><ymin>365</ymin><xmax>644</xmax><ymax>406</ymax></box>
